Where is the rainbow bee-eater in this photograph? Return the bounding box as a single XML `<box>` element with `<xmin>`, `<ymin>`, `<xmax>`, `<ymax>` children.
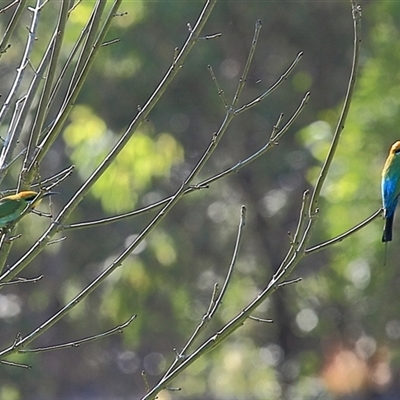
<box><xmin>0</xmin><ymin>191</ymin><xmax>56</xmax><ymax>229</ymax></box>
<box><xmin>382</xmin><ymin>141</ymin><xmax>400</xmax><ymax>242</ymax></box>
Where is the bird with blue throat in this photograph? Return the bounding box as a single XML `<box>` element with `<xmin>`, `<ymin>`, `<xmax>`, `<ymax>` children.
<box><xmin>0</xmin><ymin>190</ymin><xmax>56</xmax><ymax>230</ymax></box>
<box><xmin>382</xmin><ymin>141</ymin><xmax>400</xmax><ymax>242</ymax></box>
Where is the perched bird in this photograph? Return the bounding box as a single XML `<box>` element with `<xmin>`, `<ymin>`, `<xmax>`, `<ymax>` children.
<box><xmin>0</xmin><ymin>191</ymin><xmax>56</xmax><ymax>229</ymax></box>
<box><xmin>382</xmin><ymin>141</ymin><xmax>400</xmax><ymax>242</ymax></box>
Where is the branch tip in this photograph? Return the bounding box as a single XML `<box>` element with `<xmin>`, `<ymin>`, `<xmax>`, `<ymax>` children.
<box><xmin>113</xmin><ymin>11</ymin><xmax>128</xmax><ymax>17</ymax></box>
<box><xmin>166</xmin><ymin>387</ymin><xmax>181</xmax><ymax>392</ymax></box>
<box><xmin>1</xmin><ymin>359</ymin><xmax>31</xmax><ymax>369</ymax></box>
<box><xmin>199</xmin><ymin>32</ymin><xmax>221</xmax><ymax>40</ymax></box>
<box><xmin>249</xmin><ymin>316</ymin><xmax>273</xmax><ymax>323</ymax></box>
<box><xmin>277</xmin><ymin>277</ymin><xmax>302</xmax><ymax>287</ymax></box>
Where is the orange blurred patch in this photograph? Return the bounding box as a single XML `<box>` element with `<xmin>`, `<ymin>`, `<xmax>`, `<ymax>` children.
<box><xmin>322</xmin><ymin>346</ymin><xmax>368</xmax><ymax>394</ymax></box>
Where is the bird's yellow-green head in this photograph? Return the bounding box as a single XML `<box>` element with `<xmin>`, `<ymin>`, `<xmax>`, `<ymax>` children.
<box><xmin>383</xmin><ymin>141</ymin><xmax>400</xmax><ymax>177</ymax></box>
<box><xmin>0</xmin><ymin>191</ymin><xmax>55</xmax><ymax>229</ymax></box>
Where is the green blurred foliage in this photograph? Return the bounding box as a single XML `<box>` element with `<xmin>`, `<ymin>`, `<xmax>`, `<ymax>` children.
<box><xmin>64</xmin><ymin>105</ymin><xmax>184</xmax><ymax>212</ymax></box>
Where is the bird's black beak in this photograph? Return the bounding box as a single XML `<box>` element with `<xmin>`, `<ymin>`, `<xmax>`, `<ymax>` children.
<box><xmin>41</xmin><ymin>191</ymin><xmax>59</xmax><ymax>198</ymax></box>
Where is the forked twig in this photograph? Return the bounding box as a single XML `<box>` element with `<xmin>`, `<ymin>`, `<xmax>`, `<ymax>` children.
<box><xmin>162</xmin><ymin>206</ymin><xmax>246</xmax><ymax>379</ymax></box>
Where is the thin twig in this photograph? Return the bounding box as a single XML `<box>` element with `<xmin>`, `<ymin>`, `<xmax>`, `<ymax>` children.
<box><xmin>210</xmin><ymin>205</ymin><xmax>246</xmax><ymax>318</ymax></box>
<box><xmin>0</xmin><ymin>275</ymin><xmax>43</xmax><ymax>287</ymax></box>
<box><xmin>277</xmin><ymin>277</ymin><xmax>302</xmax><ymax>287</ymax></box>
<box><xmin>273</xmin><ymin>190</ymin><xmax>310</xmax><ymax>280</ymax></box>
<box><xmin>198</xmin><ymin>32</ymin><xmax>221</xmax><ymax>40</ymax></box>
<box><xmin>34</xmin><ymin>166</ymin><xmax>75</xmax><ymax>191</ymax></box>
<box><xmin>305</xmin><ymin>208</ymin><xmax>381</xmax><ymax>255</ymax></box>
<box><xmin>270</xmin><ymin>113</ymin><xmax>284</xmax><ymax>141</ymax></box>
<box><xmin>248</xmin><ymin>316</ymin><xmax>273</xmax><ymax>323</ymax></box>
<box><xmin>232</xmin><ymin>20</ymin><xmax>262</xmax><ymax>107</ymax></box>
<box><xmin>208</xmin><ymin>65</ymin><xmax>228</xmax><ymax>108</ymax></box>
<box><xmin>19</xmin><ymin>315</ymin><xmax>136</xmax><ymax>353</ymax></box>
<box><xmin>0</xmin><ymin>359</ymin><xmax>30</xmax><ymax>369</ymax></box>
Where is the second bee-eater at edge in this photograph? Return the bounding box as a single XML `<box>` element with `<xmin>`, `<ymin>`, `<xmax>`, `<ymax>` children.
<box><xmin>382</xmin><ymin>141</ymin><xmax>400</xmax><ymax>242</ymax></box>
<box><xmin>0</xmin><ymin>191</ymin><xmax>56</xmax><ymax>229</ymax></box>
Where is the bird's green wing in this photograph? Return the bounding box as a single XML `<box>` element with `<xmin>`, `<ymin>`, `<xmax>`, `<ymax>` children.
<box><xmin>0</xmin><ymin>198</ymin><xmax>24</xmax><ymax>219</ymax></box>
<box><xmin>391</xmin><ymin>155</ymin><xmax>400</xmax><ymax>199</ymax></box>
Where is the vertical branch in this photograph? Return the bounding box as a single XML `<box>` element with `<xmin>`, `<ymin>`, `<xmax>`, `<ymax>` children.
<box><xmin>308</xmin><ymin>1</ymin><xmax>361</xmax><ymax>217</ymax></box>
<box><xmin>21</xmin><ymin>0</ymin><xmax>70</xmax><ymax>181</ymax></box>
<box><xmin>64</xmin><ymin>0</ymin><xmax>105</xmax><ymax>102</ymax></box>
<box><xmin>210</xmin><ymin>205</ymin><xmax>246</xmax><ymax>318</ymax></box>
<box><xmin>0</xmin><ymin>0</ymin><xmax>43</xmax><ymax>128</ymax></box>
<box><xmin>46</xmin><ymin>13</ymin><xmax>91</xmax><ymax>113</ymax></box>
<box><xmin>22</xmin><ymin>0</ymin><xmax>114</xmax><ymax>184</ymax></box>
<box><xmin>232</xmin><ymin>20</ymin><xmax>262</xmax><ymax>107</ymax></box>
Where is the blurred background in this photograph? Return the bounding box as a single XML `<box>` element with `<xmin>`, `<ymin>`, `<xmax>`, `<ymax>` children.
<box><xmin>1</xmin><ymin>0</ymin><xmax>400</xmax><ymax>399</ymax></box>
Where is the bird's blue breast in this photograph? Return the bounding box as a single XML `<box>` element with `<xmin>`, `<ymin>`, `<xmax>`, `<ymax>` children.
<box><xmin>382</xmin><ymin>176</ymin><xmax>399</xmax><ymax>217</ymax></box>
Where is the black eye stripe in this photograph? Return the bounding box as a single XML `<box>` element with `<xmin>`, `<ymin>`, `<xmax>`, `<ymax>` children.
<box><xmin>396</xmin><ymin>149</ymin><xmax>400</xmax><ymax>155</ymax></box>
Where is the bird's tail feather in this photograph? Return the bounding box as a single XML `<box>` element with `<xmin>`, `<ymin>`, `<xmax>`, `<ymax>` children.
<box><xmin>382</xmin><ymin>214</ymin><xmax>394</xmax><ymax>242</ymax></box>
